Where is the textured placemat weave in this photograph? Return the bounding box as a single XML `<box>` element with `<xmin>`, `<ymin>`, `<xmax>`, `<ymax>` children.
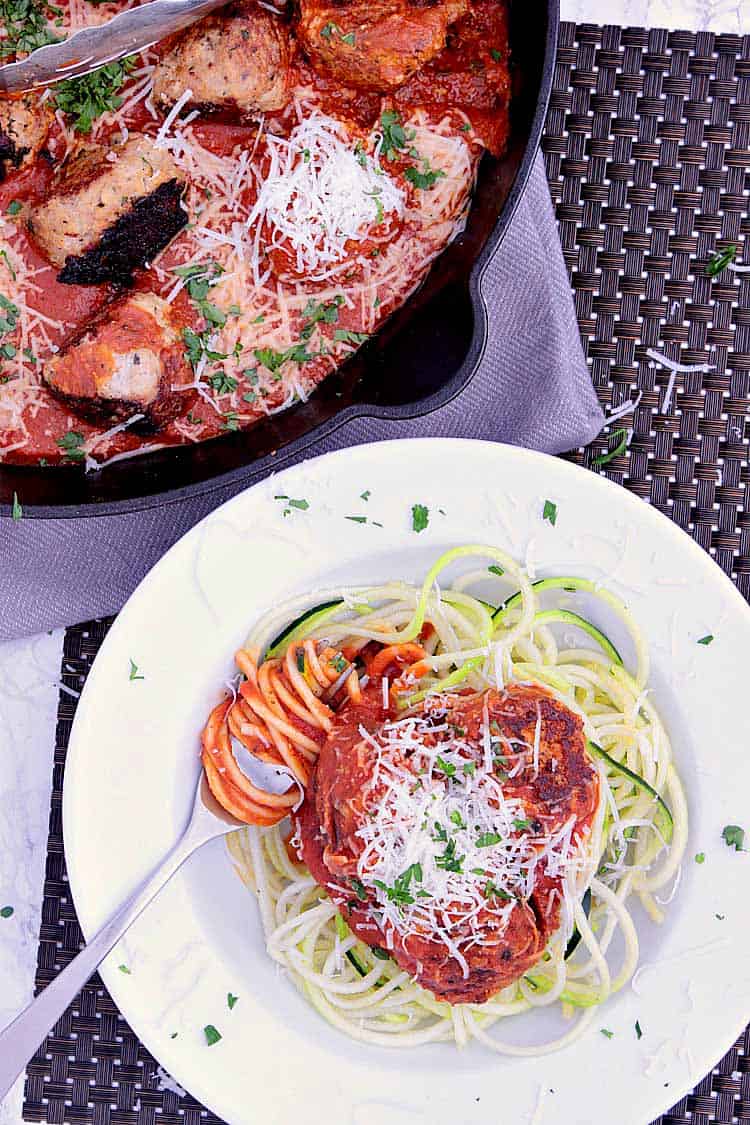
<box><xmin>22</xmin><ymin>21</ymin><xmax>750</xmax><ymax>1125</ymax></box>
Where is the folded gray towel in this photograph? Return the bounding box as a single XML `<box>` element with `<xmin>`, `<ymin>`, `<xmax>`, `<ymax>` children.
<box><xmin>0</xmin><ymin>153</ymin><xmax>604</xmax><ymax>640</ymax></box>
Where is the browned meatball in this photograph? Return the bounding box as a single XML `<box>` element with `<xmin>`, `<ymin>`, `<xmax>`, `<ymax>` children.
<box><xmin>152</xmin><ymin>1</ymin><xmax>291</xmax><ymax>118</ymax></box>
<box><xmin>0</xmin><ymin>94</ymin><xmax>52</xmax><ymax>181</ymax></box>
<box><xmin>27</xmin><ymin>134</ymin><xmax>187</xmax><ymax>286</ymax></box>
<box><xmin>43</xmin><ymin>292</ymin><xmax>194</xmax><ymax>428</ymax></box>
<box><xmin>297</xmin><ymin>0</ymin><xmax>468</xmax><ymax>92</ymax></box>
<box><xmin>296</xmin><ymin>681</ymin><xmax>600</xmax><ymax>1004</ymax></box>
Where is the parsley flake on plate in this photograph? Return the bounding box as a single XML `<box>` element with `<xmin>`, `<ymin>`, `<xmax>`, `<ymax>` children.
<box><xmin>118</xmin><ymin>963</ymin><xmax>131</xmax><ymax>974</ymax></box>
<box><xmin>204</xmin><ymin>1024</ymin><xmax>222</xmax><ymax>1046</ymax></box>
<box><xmin>697</xmin><ymin>634</ymin><xmax>714</xmax><ymax>645</ymax></box>
<box><xmin>128</xmin><ymin>659</ymin><xmax>144</xmax><ymax>681</ymax></box>
<box><xmin>412</xmin><ymin>503</ymin><xmax>429</xmax><ymax>533</ymax></box>
<box><xmin>0</xmin><ymin>905</ymin><xmax>14</xmax><ymax>918</ymax></box>
<box><xmin>706</xmin><ymin>244</ymin><xmax>737</xmax><ymax>278</ymax></box>
<box><xmin>600</xmin><ymin>1028</ymin><xmax>614</xmax><ymax>1039</ymax></box>
<box><xmin>694</xmin><ymin>852</ymin><xmax>705</xmax><ymax>864</ymax></box>
<box><xmin>635</xmin><ymin>1021</ymin><xmax>643</xmax><ymax>1039</ymax></box>
<box><xmin>11</xmin><ymin>492</ymin><xmax>22</xmax><ymax>521</ymax></box>
<box><xmin>542</xmin><ymin>499</ymin><xmax>557</xmax><ymax>526</ymax></box>
<box><xmin>227</xmin><ymin>992</ymin><xmax>239</xmax><ymax>1010</ymax></box>
<box><xmin>722</xmin><ymin>824</ymin><xmax>745</xmax><ymax>851</ymax></box>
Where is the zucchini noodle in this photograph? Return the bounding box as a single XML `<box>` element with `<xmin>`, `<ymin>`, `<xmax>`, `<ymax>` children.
<box><xmin>219</xmin><ymin>545</ymin><xmax>687</xmax><ymax>1054</ymax></box>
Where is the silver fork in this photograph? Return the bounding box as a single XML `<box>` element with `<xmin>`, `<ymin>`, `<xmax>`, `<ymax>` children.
<box><xmin>0</xmin><ymin>773</ymin><xmax>244</xmax><ymax>1102</ymax></box>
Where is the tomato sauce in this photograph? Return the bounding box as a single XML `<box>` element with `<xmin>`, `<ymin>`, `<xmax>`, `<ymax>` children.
<box><xmin>0</xmin><ymin>0</ymin><xmax>511</xmax><ymax>466</ymax></box>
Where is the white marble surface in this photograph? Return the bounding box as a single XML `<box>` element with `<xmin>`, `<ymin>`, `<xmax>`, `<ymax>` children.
<box><xmin>1</xmin><ymin>1</ymin><xmax>748</xmax><ymax>1122</ymax></box>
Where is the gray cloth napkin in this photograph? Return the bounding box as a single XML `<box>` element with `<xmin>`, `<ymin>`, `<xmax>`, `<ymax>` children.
<box><xmin>0</xmin><ymin>153</ymin><xmax>604</xmax><ymax>641</ymax></box>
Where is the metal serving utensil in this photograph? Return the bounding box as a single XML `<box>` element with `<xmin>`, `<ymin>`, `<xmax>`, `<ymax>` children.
<box><xmin>0</xmin><ymin>0</ymin><xmax>229</xmax><ymax>95</ymax></box>
<box><xmin>0</xmin><ymin>773</ymin><xmax>244</xmax><ymax>1102</ymax></box>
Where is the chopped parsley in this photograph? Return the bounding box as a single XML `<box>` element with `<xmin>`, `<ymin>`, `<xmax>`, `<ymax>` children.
<box><xmin>319</xmin><ymin>20</ymin><xmax>339</xmax><ymax>38</ymax></box>
<box><xmin>0</xmin><ymin>0</ymin><xmax>61</xmax><ymax>59</ymax></box>
<box><xmin>449</xmin><ymin>810</ymin><xmax>466</xmax><ymax>829</ymax></box>
<box><xmin>380</xmin><ymin>109</ymin><xmax>414</xmax><ymax>160</ymax></box>
<box><xmin>0</xmin><ymin>249</ymin><xmax>15</xmax><ymax>280</ymax></box>
<box><xmin>53</xmin><ymin>57</ymin><xmax>136</xmax><ymax>133</ymax></box>
<box><xmin>360</xmin><ymin>489</ymin><xmax>371</xmax><ymax>501</ymax></box>
<box><xmin>488</xmin><ymin>564</ymin><xmax>504</xmax><ymax>576</ymax></box>
<box><xmin>490</xmin><ymin>47</ymin><xmax>503</xmax><ymax>61</ymax></box>
<box><xmin>203</xmin><ymin>1024</ymin><xmax>222</xmax><ymax>1046</ymax></box>
<box><xmin>7</xmin><ymin>200</ymin><xmax>22</xmax><ymax>216</ymax></box>
<box><xmin>333</xmin><ymin>328</ymin><xmax>368</xmax><ymax>347</ymax></box>
<box><xmin>412</xmin><ymin>503</ymin><xmax>429</xmax><ymax>533</ymax></box>
<box><xmin>341</xmin><ymin>30</ymin><xmax>355</xmax><ymax>45</ymax></box>
<box><xmin>300</xmin><ymin>295</ymin><xmax>343</xmax><ymax>338</ymax></box>
<box><xmin>435</xmin><ymin>838</ymin><xmax>463</xmax><ymax>873</ymax></box>
<box><xmin>227</xmin><ymin>992</ymin><xmax>239</xmax><ymax>1010</ymax></box>
<box><xmin>462</xmin><ymin>762</ymin><xmax>476</xmax><ymax>776</ymax></box>
<box><xmin>404</xmin><ymin>160</ymin><xmax>446</xmax><ymax>191</ymax></box>
<box><xmin>635</xmin><ymin>1020</ymin><xmax>643</xmax><ymax>1040</ymax></box>
<box><xmin>476</xmin><ymin>832</ymin><xmax>502</xmax><ymax>848</ymax></box>
<box><xmin>221</xmin><ymin>411</ymin><xmax>240</xmax><ymax>432</ymax></box>
<box><xmin>350</xmin><ymin>877</ymin><xmax>367</xmax><ymax>901</ymax></box>
<box><xmin>542</xmin><ymin>499</ymin><xmax>557</xmax><ymax>526</ymax></box>
<box><xmin>435</xmin><ymin>755</ymin><xmax>455</xmax><ymax>777</ymax></box>
<box><xmin>706</xmin><ymin>244</ymin><xmax>737</xmax><ymax>278</ymax></box>
<box><xmin>56</xmin><ymin>430</ymin><xmax>85</xmax><ymax>461</ymax></box>
<box><xmin>697</xmin><ymin>634</ymin><xmax>714</xmax><ymax>645</ymax></box>
<box><xmin>600</xmin><ymin>1028</ymin><xmax>614</xmax><ymax>1039</ymax></box>
<box><xmin>694</xmin><ymin>852</ymin><xmax>705</xmax><ymax>864</ymax></box>
<box><xmin>128</xmin><ymin>659</ymin><xmax>144</xmax><ymax>681</ymax></box>
<box><xmin>371</xmin><ymin>945</ymin><xmax>390</xmax><ymax>960</ymax></box>
<box><xmin>11</xmin><ymin>492</ymin><xmax>22</xmax><ymax>521</ymax></box>
<box><xmin>0</xmin><ymin>905</ymin><xmax>14</xmax><ymax>918</ymax></box>
<box><xmin>118</xmin><ymin>964</ymin><xmax>131</xmax><ymax>974</ymax></box>
<box><xmin>331</xmin><ymin>653</ymin><xmax>347</xmax><ymax>673</ymax></box>
<box><xmin>254</xmin><ymin>343</ymin><xmax>313</xmax><ymax>375</ymax></box>
<box><xmin>208</xmin><ymin>372</ymin><xmax>238</xmax><ymax>396</ymax></box>
<box><xmin>592</xmin><ymin>427</ymin><xmax>628</xmax><ymax>466</ymax></box>
<box><xmin>722</xmin><ymin>824</ymin><xmax>745</xmax><ymax>851</ymax></box>
<box><xmin>483</xmin><ymin>882</ymin><xmax>511</xmax><ymax>901</ymax></box>
<box><xmin>374</xmin><ymin>863</ymin><xmax>422</xmax><ymax>906</ymax></box>
<box><xmin>513</xmin><ymin>817</ymin><xmax>533</xmax><ymax>832</ymax></box>
<box><xmin>296</xmin><ymin>650</ymin><xmax>305</xmax><ymax>673</ymax></box>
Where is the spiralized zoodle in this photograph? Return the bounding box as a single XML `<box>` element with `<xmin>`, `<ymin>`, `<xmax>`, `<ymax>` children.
<box><xmin>209</xmin><ymin>545</ymin><xmax>687</xmax><ymax>1054</ymax></box>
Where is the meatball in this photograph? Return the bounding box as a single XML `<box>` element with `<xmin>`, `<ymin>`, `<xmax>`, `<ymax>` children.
<box><xmin>296</xmin><ymin>682</ymin><xmax>599</xmax><ymax>1004</ymax></box>
<box><xmin>152</xmin><ymin>1</ymin><xmax>291</xmax><ymax>118</ymax></box>
<box><xmin>43</xmin><ymin>292</ymin><xmax>194</xmax><ymax>428</ymax></box>
<box><xmin>297</xmin><ymin>0</ymin><xmax>468</xmax><ymax>92</ymax></box>
<box><xmin>27</xmin><ymin>134</ymin><xmax>187</xmax><ymax>286</ymax></box>
<box><xmin>0</xmin><ymin>94</ymin><xmax>52</xmax><ymax>181</ymax></box>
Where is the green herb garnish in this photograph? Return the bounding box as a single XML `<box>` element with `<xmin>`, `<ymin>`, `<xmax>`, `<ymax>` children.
<box><xmin>227</xmin><ymin>993</ymin><xmax>239</xmax><ymax>1010</ymax></box>
<box><xmin>697</xmin><ymin>634</ymin><xmax>714</xmax><ymax>645</ymax></box>
<box><xmin>0</xmin><ymin>905</ymin><xmax>14</xmax><ymax>918</ymax></box>
<box><xmin>722</xmin><ymin>824</ymin><xmax>745</xmax><ymax>851</ymax></box>
<box><xmin>706</xmin><ymin>244</ymin><xmax>737</xmax><ymax>278</ymax></box>
<box><xmin>53</xmin><ymin>57</ymin><xmax>135</xmax><ymax>133</ymax></box>
<box><xmin>11</xmin><ymin>491</ymin><xmax>22</xmax><ymax>520</ymax></box>
<box><xmin>203</xmin><ymin>1024</ymin><xmax>222</xmax><ymax>1046</ymax></box>
<box><xmin>56</xmin><ymin>430</ymin><xmax>85</xmax><ymax>461</ymax></box>
<box><xmin>542</xmin><ymin>499</ymin><xmax>557</xmax><ymax>526</ymax></box>
<box><xmin>128</xmin><ymin>659</ymin><xmax>144</xmax><ymax>681</ymax></box>
<box><xmin>412</xmin><ymin>503</ymin><xmax>429</xmax><ymax>533</ymax></box>
<box><xmin>592</xmin><ymin>427</ymin><xmax>628</xmax><ymax>466</ymax></box>
<box><xmin>476</xmin><ymin>832</ymin><xmax>502</xmax><ymax>848</ymax></box>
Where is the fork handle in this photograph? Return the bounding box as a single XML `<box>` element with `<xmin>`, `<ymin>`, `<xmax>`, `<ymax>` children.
<box><xmin>0</xmin><ymin>829</ymin><xmax>199</xmax><ymax>1102</ymax></box>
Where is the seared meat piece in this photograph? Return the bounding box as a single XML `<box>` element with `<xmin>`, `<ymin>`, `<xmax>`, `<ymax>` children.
<box><xmin>296</xmin><ymin>682</ymin><xmax>599</xmax><ymax>1004</ymax></box>
<box><xmin>297</xmin><ymin>0</ymin><xmax>468</xmax><ymax>92</ymax></box>
<box><xmin>0</xmin><ymin>94</ymin><xmax>52</xmax><ymax>181</ymax></box>
<box><xmin>43</xmin><ymin>292</ymin><xmax>194</xmax><ymax>428</ymax></box>
<box><xmin>153</xmin><ymin>1</ymin><xmax>291</xmax><ymax>117</ymax></box>
<box><xmin>27</xmin><ymin>134</ymin><xmax>187</xmax><ymax>286</ymax></box>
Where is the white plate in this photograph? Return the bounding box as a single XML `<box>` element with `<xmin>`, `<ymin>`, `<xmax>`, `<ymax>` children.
<box><xmin>64</xmin><ymin>438</ymin><xmax>750</xmax><ymax>1125</ymax></box>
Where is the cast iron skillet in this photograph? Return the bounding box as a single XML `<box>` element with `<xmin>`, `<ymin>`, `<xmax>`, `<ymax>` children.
<box><xmin>1</xmin><ymin>0</ymin><xmax>559</xmax><ymax>517</ymax></box>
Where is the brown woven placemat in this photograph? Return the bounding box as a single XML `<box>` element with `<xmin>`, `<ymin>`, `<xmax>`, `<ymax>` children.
<box><xmin>22</xmin><ymin>21</ymin><xmax>750</xmax><ymax>1125</ymax></box>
